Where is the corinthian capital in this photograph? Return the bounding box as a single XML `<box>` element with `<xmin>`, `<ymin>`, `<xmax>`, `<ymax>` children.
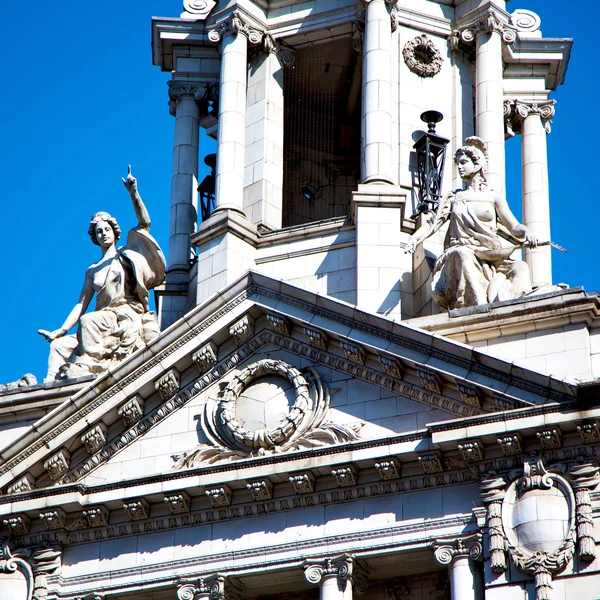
<box><xmin>208</xmin><ymin>12</ymin><xmax>265</xmax><ymax>46</ymax></box>
<box><xmin>505</xmin><ymin>99</ymin><xmax>556</xmax><ymax>133</ymax></box>
<box><xmin>449</xmin><ymin>9</ymin><xmax>517</xmax><ymax>52</ymax></box>
<box><xmin>432</xmin><ymin>534</ymin><xmax>483</xmax><ymax>565</ymax></box>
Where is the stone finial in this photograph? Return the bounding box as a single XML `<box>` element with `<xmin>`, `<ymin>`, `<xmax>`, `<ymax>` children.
<box><xmin>340</xmin><ymin>341</ymin><xmax>366</xmax><ymax>365</ymax></box>
<box><xmin>192</xmin><ymin>342</ymin><xmax>218</xmax><ymax>373</ymax></box>
<box><xmin>304</xmin><ymin>327</ymin><xmax>328</xmax><ymax>351</ymax></box>
<box><xmin>497</xmin><ymin>433</ymin><xmax>522</xmax><ymax>456</ymax></box>
<box><xmin>44</xmin><ymin>449</ymin><xmax>70</xmax><ymax>481</ymax></box>
<box><xmin>375</xmin><ymin>459</ymin><xmax>401</xmax><ymax>481</ymax></box>
<box><xmin>418</xmin><ymin>452</ymin><xmax>443</xmax><ymax>474</ymax></box>
<box><xmin>432</xmin><ymin>534</ymin><xmax>483</xmax><ymax>565</ymax></box>
<box><xmin>205</xmin><ymin>485</ymin><xmax>232</xmax><ymax>507</ymax></box>
<box><xmin>82</xmin><ymin>506</ymin><xmax>110</xmax><ymax>527</ymax></box>
<box><xmin>155</xmin><ymin>368</ymin><xmax>181</xmax><ymax>400</ymax></box>
<box><xmin>2</xmin><ymin>515</ymin><xmax>31</xmax><ymax>535</ymax></box>
<box><xmin>266</xmin><ymin>313</ymin><xmax>291</xmax><ymax>336</ymax></box>
<box><xmin>332</xmin><ymin>465</ymin><xmax>358</xmax><ymax>487</ymax></box>
<box><xmin>123</xmin><ymin>499</ymin><xmax>150</xmax><ymax>521</ymax></box>
<box><xmin>81</xmin><ymin>423</ymin><xmax>108</xmax><ymax>454</ymax></box>
<box><xmin>378</xmin><ymin>355</ymin><xmax>404</xmax><ymax>379</ymax></box>
<box><xmin>39</xmin><ymin>508</ymin><xmax>67</xmax><ymax>530</ymax></box>
<box><xmin>536</xmin><ymin>427</ymin><xmax>562</xmax><ymax>449</ymax></box>
<box><xmin>164</xmin><ymin>492</ymin><xmax>191</xmax><ymax>515</ymax></box>
<box><xmin>118</xmin><ymin>395</ymin><xmax>145</xmax><ymax>426</ymax></box>
<box><xmin>289</xmin><ymin>472</ymin><xmax>315</xmax><ymax>494</ymax></box>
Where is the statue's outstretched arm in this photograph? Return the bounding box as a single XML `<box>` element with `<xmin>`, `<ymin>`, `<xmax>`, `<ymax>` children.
<box><xmin>122</xmin><ymin>165</ymin><xmax>151</xmax><ymax>230</ymax></box>
<box><xmin>38</xmin><ymin>270</ymin><xmax>95</xmax><ymax>342</ymax></box>
<box><xmin>405</xmin><ymin>195</ymin><xmax>451</xmax><ymax>254</ymax></box>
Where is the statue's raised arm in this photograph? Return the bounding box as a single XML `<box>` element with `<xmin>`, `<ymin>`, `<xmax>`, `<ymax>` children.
<box><xmin>39</xmin><ymin>167</ymin><xmax>166</xmax><ymax>382</ymax></box>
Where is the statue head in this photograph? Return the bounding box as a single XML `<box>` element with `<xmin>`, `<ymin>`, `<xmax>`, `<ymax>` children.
<box><xmin>88</xmin><ymin>212</ymin><xmax>121</xmax><ymax>246</ymax></box>
<box><xmin>455</xmin><ymin>136</ymin><xmax>488</xmax><ymax>181</ymax></box>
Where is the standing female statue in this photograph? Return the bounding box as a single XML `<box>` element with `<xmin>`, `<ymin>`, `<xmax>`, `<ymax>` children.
<box><xmin>406</xmin><ymin>137</ymin><xmax>537</xmax><ymax>310</ymax></box>
<box><xmin>39</xmin><ymin>167</ymin><xmax>166</xmax><ymax>381</ymax></box>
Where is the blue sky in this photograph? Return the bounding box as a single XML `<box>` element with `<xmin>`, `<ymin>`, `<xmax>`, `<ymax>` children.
<box><xmin>0</xmin><ymin>1</ymin><xmax>597</xmax><ymax>384</ymax></box>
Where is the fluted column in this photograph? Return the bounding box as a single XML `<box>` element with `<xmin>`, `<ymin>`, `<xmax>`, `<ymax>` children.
<box><xmin>569</xmin><ymin>462</ymin><xmax>600</xmax><ymax>563</ymax></box>
<box><xmin>512</xmin><ymin>100</ymin><xmax>555</xmax><ymax>288</ymax></box>
<box><xmin>304</xmin><ymin>555</ymin><xmax>368</xmax><ymax>599</ymax></box>
<box><xmin>451</xmin><ymin>11</ymin><xmax>516</xmax><ymax>195</ymax></box>
<box><xmin>167</xmin><ymin>82</ymin><xmax>206</xmax><ymax>280</ymax></box>
<box><xmin>433</xmin><ymin>535</ymin><xmax>483</xmax><ymax>600</ymax></box>
<box><xmin>177</xmin><ymin>576</ymin><xmax>240</xmax><ymax>600</ymax></box>
<box><xmin>359</xmin><ymin>0</ymin><xmax>395</xmax><ymax>184</ymax></box>
<box><xmin>209</xmin><ymin>13</ymin><xmax>264</xmax><ymax>215</ymax></box>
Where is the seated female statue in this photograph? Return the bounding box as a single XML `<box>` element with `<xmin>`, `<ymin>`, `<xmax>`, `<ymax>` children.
<box><xmin>39</xmin><ymin>167</ymin><xmax>166</xmax><ymax>381</ymax></box>
<box><xmin>406</xmin><ymin>136</ymin><xmax>537</xmax><ymax>310</ymax></box>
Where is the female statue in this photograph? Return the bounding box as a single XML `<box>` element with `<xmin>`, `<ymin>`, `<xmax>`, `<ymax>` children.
<box><xmin>406</xmin><ymin>137</ymin><xmax>537</xmax><ymax>310</ymax></box>
<box><xmin>39</xmin><ymin>167</ymin><xmax>166</xmax><ymax>381</ymax></box>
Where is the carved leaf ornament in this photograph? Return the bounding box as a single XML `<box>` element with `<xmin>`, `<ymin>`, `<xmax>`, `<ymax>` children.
<box><xmin>402</xmin><ymin>34</ymin><xmax>443</xmax><ymax>78</ymax></box>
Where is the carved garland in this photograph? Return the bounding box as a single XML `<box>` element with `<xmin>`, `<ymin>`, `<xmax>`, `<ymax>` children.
<box><xmin>402</xmin><ymin>35</ymin><xmax>443</xmax><ymax>78</ymax></box>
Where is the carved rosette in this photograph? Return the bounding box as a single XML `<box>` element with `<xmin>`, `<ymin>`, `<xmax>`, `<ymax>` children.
<box><xmin>402</xmin><ymin>35</ymin><xmax>443</xmax><ymax>78</ymax></box>
<box><xmin>449</xmin><ymin>9</ymin><xmax>517</xmax><ymax>54</ymax></box>
<box><xmin>506</xmin><ymin>100</ymin><xmax>556</xmax><ymax>134</ymax></box>
<box><xmin>208</xmin><ymin>12</ymin><xmax>265</xmax><ymax>46</ymax></box>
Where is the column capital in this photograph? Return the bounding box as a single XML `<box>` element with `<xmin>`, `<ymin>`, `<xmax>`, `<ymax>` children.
<box><xmin>304</xmin><ymin>554</ymin><xmax>368</xmax><ymax>593</ymax></box>
<box><xmin>208</xmin><ymin>11</ymin><xmax>266</xmax><ymax>46</ymax></box>
<box><xmin>449</xmin><ymin>9</ymin><xmax>517</xmax><ymax>52</ymax></box>
<box><xmin>177</xmin><ymin>575</ymin><xmax>241</xmax><ymax>600</ymax></box>
<box><xmin>353</xmin><ymin>0</ymin><xmax>399</xmax><ymax>51</ymax></box>
<box><xmin>432</xmin><ymin>534</ymin><xmax>483</xmax><ymax>566</ymax></box>
<box><xmin>167</xmin><ymin>81</ymin><xmax>216</xmax><ymax>117</ymax></box>
<box><xmin>505</xmin><ymin>99</ymin><xmax>556</xmax><ymax>134</ymax></box>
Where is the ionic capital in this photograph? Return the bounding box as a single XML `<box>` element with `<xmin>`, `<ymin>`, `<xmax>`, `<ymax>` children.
<box><xmin>167</xmin><ymin>81</ymin><xmax>216</xmax><ymax>117</ymax></box>
<box><xmin>208</xmin><ymin>12</ymin><xmax>266</xmax><ymax>46</ymax></box>
<box><xmin>177</xmin><ymin>576</ymin><xmax>240</xmax><ymax>600</ymax></box>
<box><xmin>449</xmin><ymin>9</ymin><xmax>517</xmax><ymax>52</ymax></box>
<box><xmin>432</xmin><ymin>534</ymin><xmax>483</xmax><ymax>566</ymax></box>
<box><xmin>505</xmin><ymin>99</ymin><xmax>556</xmax><ymax>134</ymax></box>
<box><xmin>353</xmin><ymin>0</ymin><xmax>399</xmax><ymax>51</ymax></box>
<box><xmin>304</xmin><ymin>554</ymin><xmax>368</xmax><ymax>593</ymax></box>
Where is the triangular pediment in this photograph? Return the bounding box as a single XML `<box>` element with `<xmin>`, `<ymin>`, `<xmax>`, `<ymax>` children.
<box><xmin>0</xmin><ymin>272</ymin><xmax>576</xmax><ymax>518</ymax></box>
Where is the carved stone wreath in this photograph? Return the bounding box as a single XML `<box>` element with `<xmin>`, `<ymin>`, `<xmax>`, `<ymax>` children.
<box><xmin>219</xmin><ymin>359</ymin><xmax>310</xmax><ymax>450</ymax></box>
<box><xmin>402</xmin><ymin>34</ymin><xmax>443</xmax><ymax>78</ymax></box>
<box><xmin>174</xmin><ymin>359</ymin><xmax>362</xmax><ymax>468</ymax></box>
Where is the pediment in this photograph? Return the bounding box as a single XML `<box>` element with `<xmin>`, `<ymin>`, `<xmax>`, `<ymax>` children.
<box><xmin>0</xmin><ymin>271</ymin><xmax>575</xmax><ymax>510</ymax></box>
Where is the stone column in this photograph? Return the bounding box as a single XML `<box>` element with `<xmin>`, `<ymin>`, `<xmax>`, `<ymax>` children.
<box><xmin>512</xmin><ymin>100</ymin><xmax>555</xmax><ymax>288</ymax></box>
<box><xmin>209</xmin><ymin>13</ymin><xmax>264</xmax><ymax>215</ymax></box>
<box><xmin>359</xmin><ymin>0</ymin><xmax>395</xmax><ymax>184</ymax></box>
<box><xmin>304</xmin><ymin>555</ymin><xmax>368</xmax><ymax>599</ymax></box>
<box><xmin>451</xmin><ymin>11</ymin><xmax>516</xmax><ymax>194</ymax></box>
<box><xmin>433</xmin><ymin>535</ymin><xmax>483</xmax><ymax>600</ymax></box>
<box><xmin>166</xmin><ymin>82</ymin><xmax>208</xmax><ymax>281</ymax></box>
<box><xmin>177</xmin><ymin>576</ymin><xmax>240</xmax><ymax>600</ymax></box>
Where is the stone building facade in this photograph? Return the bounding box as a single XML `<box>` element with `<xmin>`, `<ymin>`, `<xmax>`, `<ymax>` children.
<box><xmin>1</xmin><ymin>1</ymin><xmax>598</xmax><ymax>600</ymax></box>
